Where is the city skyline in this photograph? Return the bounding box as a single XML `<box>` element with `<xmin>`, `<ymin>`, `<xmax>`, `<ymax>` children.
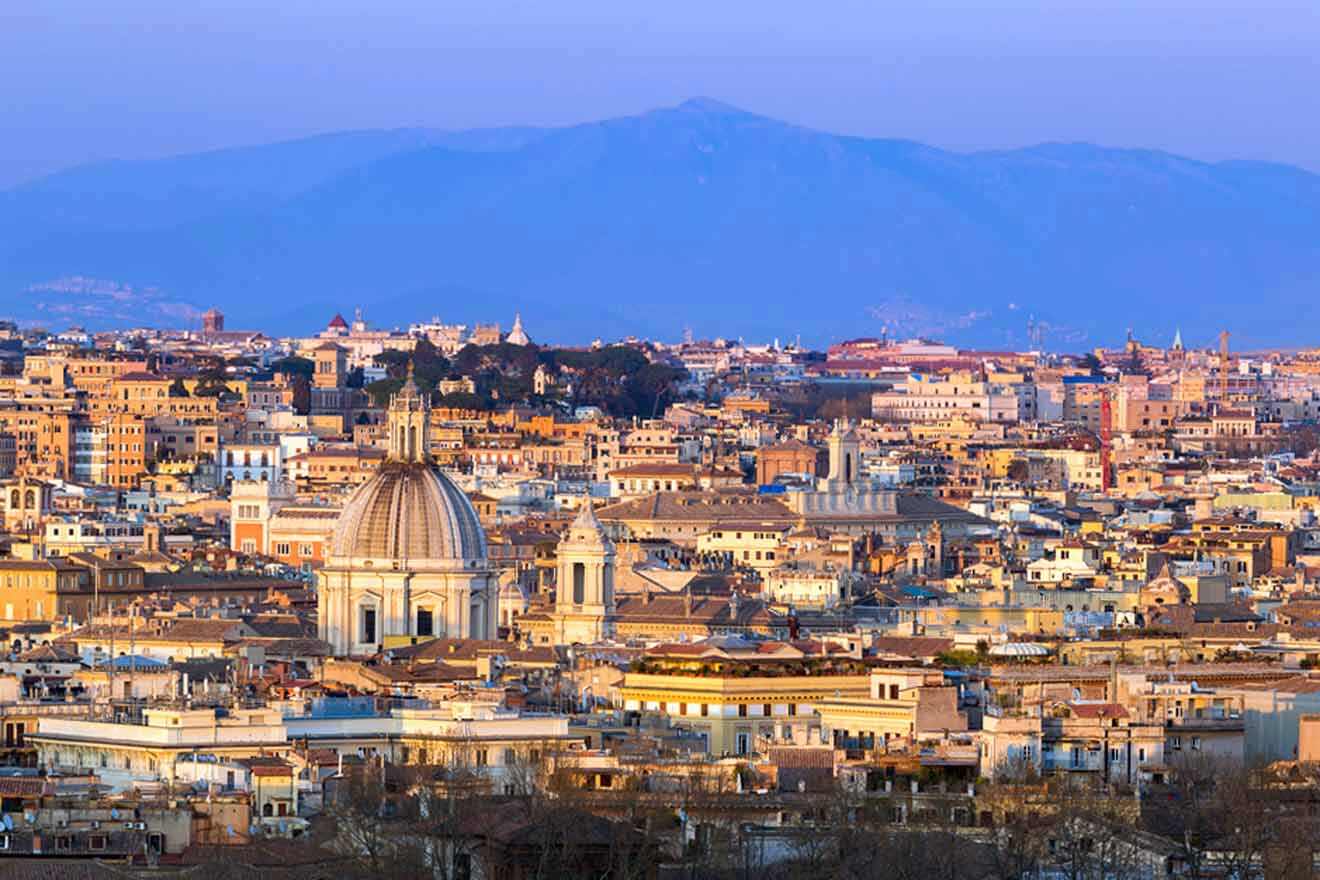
<box><xmin>4</xmin><ymin>3</ymin><xmax>1320</xmax><ymax>874</ymax></box>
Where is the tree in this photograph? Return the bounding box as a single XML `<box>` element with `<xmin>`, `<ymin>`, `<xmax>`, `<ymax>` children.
<box><xmin>975</xmin><ymin>639</ymin><xmax>991</xmax><ymax>664</ymax></box>
<box><xmin>1141</xmin><ymin>752</ymin><xmax>1227</xmax><ymax>878</ymax></box>
<box><xmin>936</xmin><ymin>649</ymin><xmax>980</xmax><ymax>668</ymax></box>
<box><xmin>193</xmin><ymin>371</ymin><xmax>234</xmax><ymax>398</ymax></box>
<box><xmin>366</xmin><ymin>378</ymin><xmax>404</xmax><ymax>407</ymax></box>
<box><xmin>374</xmin><ymin>349</ymin><xmax>413</xmax><ymax>377</ymax></box>
<box><xmin>271</xmin><ymin>355</ymin><xmax>314</xmax><ymax>380</ymax></box>
<box><xmin>1122</xmin><ymin>348</ymin><xmax>1149</xmax><ymax>377</ymax></box>
<box><xmin>1042</xmin><ymin>778</ymin><xmax>1147</xmax><ymax>880</ymax></box>
<box><xmin>327</xmin><ymin>764</ymin><xmax>422</xmax><ymax>878</ymax></box>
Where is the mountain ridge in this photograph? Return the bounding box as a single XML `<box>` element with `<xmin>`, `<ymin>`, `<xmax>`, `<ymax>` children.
<box><xmin>3</xmin><ymin>98</ymin><xmax>1318</xmax><ymax>348</ymax></box>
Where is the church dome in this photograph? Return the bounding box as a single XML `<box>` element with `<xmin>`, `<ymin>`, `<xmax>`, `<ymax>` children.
<box><xmin>1140</xmin><ymin>562</ymin><xmax>1191</xmax><ymax>607</ymax></box>
<box><xmin>328</xmin><ymin>461</ymin><xmax>487</xmax><ymax>565</ymax></box>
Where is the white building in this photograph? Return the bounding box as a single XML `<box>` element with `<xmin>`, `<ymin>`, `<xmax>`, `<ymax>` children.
<box><xmin>317</xmin><ymin>375</ymin><xmax>498</xmax><ymax>655</ymax></box>
<box><xmin>219</xmin><ymin>443</ymin><xmax>283</xmax><ymax>485</ymax></box>
<box><xmin>763</xmin><ymin>566</ymin><xmax>853</xmax><ymax>609</ymax></box>
<box><xmin>871</xmin><ymin>373</ymin><xmax>1024</xmax><ymax>424</ymax></box>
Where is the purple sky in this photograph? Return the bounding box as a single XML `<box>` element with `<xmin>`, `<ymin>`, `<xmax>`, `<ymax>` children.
<box><xmin>3</xmin><ymin>0</ymin><xmax>1318</xmax><ymax>186</ymax></box>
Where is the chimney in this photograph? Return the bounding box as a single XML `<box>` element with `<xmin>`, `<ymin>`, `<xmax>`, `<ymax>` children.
<box><xmin>683</xmin><ymin>585</ymin><xmax>693</xmax><ymax>617</ymax></box>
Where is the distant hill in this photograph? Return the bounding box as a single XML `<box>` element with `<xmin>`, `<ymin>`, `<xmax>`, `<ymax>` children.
<box><xmin>3</xmin><ymin>98</ymin><xmax>1319</xmax><ymax>348</ymax></box>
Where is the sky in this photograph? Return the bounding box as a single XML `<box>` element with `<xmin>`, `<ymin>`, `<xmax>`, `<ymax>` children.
<box><xmin>2</xmin><ymin>0</ymin><xmax>1319</xmax><ymax>187</ymax></box>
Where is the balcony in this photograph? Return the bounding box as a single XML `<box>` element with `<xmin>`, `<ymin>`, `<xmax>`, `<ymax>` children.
<box><xmin>1164</xmin><ymin>711</ymin><xmax>1244</xmax><ymax>732</ymax></box>
<box><xmin>1042</xmin><ymin>751</ymin><xmax>1103</xmax><ymax>773</ymax></box>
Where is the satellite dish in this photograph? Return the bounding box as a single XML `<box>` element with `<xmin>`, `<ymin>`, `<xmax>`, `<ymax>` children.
<box><xmin>227</xmin><ymin>825</ymin><xmax>235</xmax><ymax>837</ymax></box>
<box><xmin>111</xmin><ymin>808</ymin><xmax>119</xmax><ymax>819</ymax></box>
<box><xmin>3</xmin><ymin>814</ymin><xmax>13</xmax><ymax>831</ymax></box>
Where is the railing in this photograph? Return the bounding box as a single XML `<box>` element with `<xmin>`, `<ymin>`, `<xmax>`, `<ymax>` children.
<box><xmin>1165</xmin><ymin>713</ymin><xmax>1244</xmax><ymax>729</ymax></box>
<box><xmin>1042</xmin><ymin>753</ymin><xmax>1103</xmax><ymax>772</ymax></box>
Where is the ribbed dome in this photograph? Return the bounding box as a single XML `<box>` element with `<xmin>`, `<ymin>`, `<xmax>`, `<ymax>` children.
<box><xmin>328</xmin><ymin>462</ymin><xmax>487</xmax><ymax>564</ymax></box>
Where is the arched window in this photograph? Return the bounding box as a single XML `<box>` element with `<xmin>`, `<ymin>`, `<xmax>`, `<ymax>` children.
<box><xmin>23</xmin><ymin>490</ymin><xmax>35</xmax><ymax>509</ymax></box>
<box><xmin>572</xmin><ymin>562</ymin><xmax>586</xmax><ymax>604</ymax></box>
<box><xmin>408</xmin><ymin>425</ymin><xmax>417</xmax><ymax>459</ymax></box>
<box><xmin>8</xmin><ymin>490</ymin><xmax>17</xmax><ymax>508</ymax></box>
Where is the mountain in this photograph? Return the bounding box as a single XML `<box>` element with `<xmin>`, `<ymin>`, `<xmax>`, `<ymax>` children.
<box><xmin>3</xmin><ymin>98</ymin><xmax>1319</xmax><ymax>348</ymax></box>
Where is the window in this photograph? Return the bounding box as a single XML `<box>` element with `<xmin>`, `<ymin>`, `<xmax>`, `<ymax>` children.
<box><xmin>275</xmin><ymin>543</ymin><xmax>291</xmax><ymax>556</ymax></box>
<box><xmin>475</xmin><ymin>749</ymin><xmax>488</xmax><ymax>767</ymax></box>
<box><xmin>89</xmin><ymin>834</ymin><xmax>107</xmax><ymax>851</ymax></box>
<box><xmin>361</xmin><ymin>607</ymin><xmax>377</xmax><ymax>644</ymax></box>
<box><xmin>738</xmin><ymin>704</ymin><xmax>747</xmax><ymax>718</ymax></box>
<box><xmin>416</xmin><ymin>608</ymin><xmax>433</xmax><ymax>637</ymax></box>
<box><xmin>1191</xmin><ymin>736</ymin><xmax>1201</xmax><ymax>751</ymax></box>
<box><xmin>572</xmin><ymin>562</ymin><xmax>586</xmax><ymax>604</ymax></box>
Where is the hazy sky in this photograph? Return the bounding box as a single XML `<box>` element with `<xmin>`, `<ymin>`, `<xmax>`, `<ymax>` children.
<box><xmin>3</xmin><ymin>0</ymin><xmax>1319</xmax><ymax>186</ymax></box>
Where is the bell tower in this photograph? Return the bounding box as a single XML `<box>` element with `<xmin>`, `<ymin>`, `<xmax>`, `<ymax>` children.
<box><xmin>824</xmin><ymin>420</ymin><xmax>860</xmax><ymax>489</ymax></box>
<box><xmin>553</xmin><ymin>502</ymin><xmax>616</xmax><ymax>644</ymax></box>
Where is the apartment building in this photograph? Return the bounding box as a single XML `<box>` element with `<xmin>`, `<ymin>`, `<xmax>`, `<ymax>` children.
<box><xmin>871</xmin><ymin>373</ymin><xmax>1024</xmax><ymax>424</ymax></box>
